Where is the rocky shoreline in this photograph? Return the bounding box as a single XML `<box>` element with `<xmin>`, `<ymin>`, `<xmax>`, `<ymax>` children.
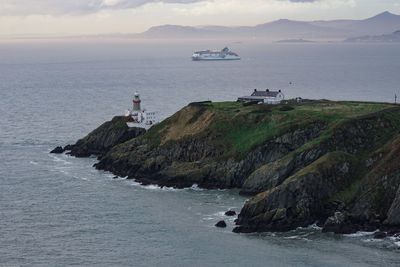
<box><xmin>53</xmin><ymin>100</ymin><xmax>400</xmax><ymax>238</ymax></box>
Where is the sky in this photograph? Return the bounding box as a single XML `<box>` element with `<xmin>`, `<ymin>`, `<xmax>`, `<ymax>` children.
<box><xmin>0</xmin><ymin>0</ymin><xmax>399</xmax><ymax>37</ymax></box>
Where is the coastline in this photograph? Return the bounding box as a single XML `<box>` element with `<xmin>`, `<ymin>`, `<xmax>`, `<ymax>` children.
<box><xmin>53</xmin><ymin>99</ymin><xmax>400</xmax><ymax>239</ymax></box>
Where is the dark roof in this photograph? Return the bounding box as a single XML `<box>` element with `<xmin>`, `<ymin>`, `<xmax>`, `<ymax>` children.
<box><xmin>251</xmin><ymin>89</ymin><xmax>281</xmax><ymax>97</ymax></box>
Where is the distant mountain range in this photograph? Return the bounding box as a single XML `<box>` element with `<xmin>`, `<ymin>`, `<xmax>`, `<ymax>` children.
<box><xmin>137</xmin><ymin>11</ymin><xmax>400</xmax><ymax>41</ymax></box>
<box><xmin>345</xmin><ymin>30</ymin><xmax>400</xmax><ymax>43</ymax></box>
<box><xmin>275</xmin><ymin>39</ymin><xmax>315</xmax><ymax>43</ymax></box>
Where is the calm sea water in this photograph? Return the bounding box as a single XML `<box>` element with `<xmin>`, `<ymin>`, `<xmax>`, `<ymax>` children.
<box><xmin>1</xmin><ymin>40</ymin><xmax>399</xmax><ymax>266</ymax></box>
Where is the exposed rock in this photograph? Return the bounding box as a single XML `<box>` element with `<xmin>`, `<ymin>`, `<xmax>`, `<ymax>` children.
<box><xmin>384</xmin><ymin>185</ymin><xmax>400</xmax><ymax>226</ymax></box>
<box><xmin>225</xmin><ymin>210</ymin><xmax>236</xmax><ymax>216</ymax></box>
<box><xmin>325</xmin><ymin>212</ymin><xmax>346</xmax><ymax>226</ymax></box>
<box><xmin>215</xmin><ymin>220</ymin><xmax>227</xmax><ymax>228</ymax></box>
<box><xmin>50</xmin><ymin>146</ymin><xmax>65</xmax><ymax>154</ymax></box>
<box><xmin>68</xmin><ymin>116</ymin><xmax>146</xmax><ymax>158</ymax></box>
<box><xmin>373</xmin><ymin>231</ymin><xmax>387</xmax><ymax>239</ymax></box>
<box><xmin>234</xmin><ymin>152</ymin><xmax>356</xmax><ymax>233</ymax></box>
<box><xmin>351</xmin><ymin>135</ymin><xmax>400</xmax><ymax>226</ymax></box>
<box><xmin>322</xmin><ymin>212</ymin><xmax>359</xmax><ymax>234</ymax></box>
<box><xmin>96</xmin><ymin>121</ymin><xmax>327</xmax><ymax>189</ymax></box>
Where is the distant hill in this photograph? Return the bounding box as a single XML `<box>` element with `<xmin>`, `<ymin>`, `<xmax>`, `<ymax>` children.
<box><xmin>141</xmin><ymin>25</ymin><xmax>218</xmax><ymax>38</ymax></box>
<box><xmin>275</xmin><ymin>39</ymin><xmax>316</xmax><ymax>43</ymax></box>
<box><xmin>345</xmin><ymin>30</ymin><xmax>400</xmax><ymax>43</ymax></box>
<box><xmin>137</xmin><ymin>11</ymin><xmax>400</xmax><ymax>40</ymax></box>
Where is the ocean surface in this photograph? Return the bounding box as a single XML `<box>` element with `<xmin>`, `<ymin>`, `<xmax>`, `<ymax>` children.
<box><xmin>1</xmin><ymin>40</ymin><xmax>400</xmax><ymax>266</ymax></box>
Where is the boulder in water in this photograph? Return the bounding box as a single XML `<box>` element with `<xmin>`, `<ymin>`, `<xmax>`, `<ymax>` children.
<box><xmin>225</xmin><ymin>210</ymin><xmax>236</xmax><ymax>216</ymax></box>
<box><xmin>50</xmin><ymin>146</ymin><xmax>65</xmax><ymax>154</ymax></box>
<box><xmin>373</xmin><ymin>231</ymin><xmax>387</xmax><ymax>239</ymax></box>
<box><xmin>215</xmin><ymin>220</ymin><xmax>227</xmax><ymax>228</ymax></box>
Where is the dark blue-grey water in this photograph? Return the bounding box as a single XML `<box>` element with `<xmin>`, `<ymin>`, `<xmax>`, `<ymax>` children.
<box><xmin>1</xmin><ymin>40</ymin><xmax>400</xmax><ymax>266</ymax></box>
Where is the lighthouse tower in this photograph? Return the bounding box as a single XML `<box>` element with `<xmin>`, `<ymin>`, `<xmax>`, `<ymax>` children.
<box><xmin>132</xmin><ymin>92</ymin><xmax>141</xmax><ymax>111</ymax></box>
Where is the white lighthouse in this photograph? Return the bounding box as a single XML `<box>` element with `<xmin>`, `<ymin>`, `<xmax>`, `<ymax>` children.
<box><xmin>132</xmin><ymin>92</ymin><xmax>141</xmax><ymax>111</ymax></box>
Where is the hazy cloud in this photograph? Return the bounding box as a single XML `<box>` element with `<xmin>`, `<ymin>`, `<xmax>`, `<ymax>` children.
<box><xmin>0</xmin><ymin>0</ymin><xmax>326</xmax><ymax>16</ymax></box>
<box><xmin>288</xmin><ymin>0</ymin><xmax>317</xmax><ymax>2</ymax></box>
<box><xmin>0</xmin><ymin>0</ymin><xmax>203</xmax><ymax>15</ymax></box>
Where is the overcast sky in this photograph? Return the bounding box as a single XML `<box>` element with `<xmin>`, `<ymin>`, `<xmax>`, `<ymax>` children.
<box><xmin>0</xmin><ymin>0</ymin><xmax>399</xmax><ymax>37</ymax></box>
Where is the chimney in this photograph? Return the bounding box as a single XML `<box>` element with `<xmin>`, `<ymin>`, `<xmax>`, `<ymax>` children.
<box><xmin>266</xmin><ymin>89</ymin><xmax>269</xmax><ymax>92</ymax></box>
<box><xmin>254</xmin><ymin>89</ymin><xmax>257</xmax><ymax>92</ymax></box>
<box><xmin>279</xmin><ymin>90</ymin><xmax>281</xmax><ymax>92</ymax></box>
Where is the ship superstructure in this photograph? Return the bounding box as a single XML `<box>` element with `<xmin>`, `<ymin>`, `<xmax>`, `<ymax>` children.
<box><xmin>192</xmin><ymin>47</ymin><xmax>240</xmax><ymax>61</ymax></box>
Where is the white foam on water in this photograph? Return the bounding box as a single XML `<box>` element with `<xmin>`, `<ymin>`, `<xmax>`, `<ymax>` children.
<box><xmin>127</xmin><ymin>180</ymin><xmax>180</xmax><ymax>191</ymax></box>
<box><xmin>202</xmin><ymin>210</ymin><xmax>229</xmax><ymax>222</ymax></box>
<box><xmin>29</xmin><ymin>160</ymin><xmax>39</xmax><ymax>165</ymax></box>
<box><xmin>344</xmin><ymin>231</ymin><xmax>376</xmax><ymax>238</ymax></box>
<box><xmin>394</xmin><ymin>241</ymin><xmax>400</xmax><ymax>247</ymax></box>
<box><xmin>297</xmin><ymin>223</ymin><xmax>322</xmax><ymax>231</ymax></box>
<box><xmin>187</xmin><ymin>184</ymin><xmax>204</xmax><ymax>191</ymax></box>
<box><xmin>202</xmin><ymin>217</ymin><xmax>215</xmax><ymax>221</ymax></box>
<box><xmin>58</xmin><ymin>169</ymin><xmax>70</xmax><ymax>175</ymax></box>
<box><xmin>144</xmin><ymin>184</ymin><xmax>165</xmax><ymax>190</ymax></box>
<box><xmin>307</xmin><ymin>223</ymin><xmax>322</xmax><ymax>230</ymax></box>
<box><xmin>73</xmin><ymin>175</ymin><xmax>89</xmax><ymax>181</ymax></box>
<box><xmin>112</xmin><ymin>176</ymin><xmax>129</xmax><ymax>181</ymax></box>
<box><xmin>283</xmin><ymin>233</ymin><xmax>312</xmax><ymax>241</ymax></box>
<box><xmin>49</xmin><ymin>154</ymin><xmax>72</xmax><ymax>165</ymax></box>
<box><xmin>213</xmin><ymin>211</ymin><xmax>226</xmax><ymax>217</ymax></box>
<box><xmin>388</xmin><ymin>236</ymin><xmax>400</xmax><ymax>243</ymax></box>
<box><xmin>362</xmin><ymin>238</ymin><xmax>384</xmax><ymax>243</ymax></box>
<box><xmin>284</xmin><ymin>235</ymin><xmax>300</xmax><ymax>240</ymax></box>
<box><xmin>105</xmin><ymin>173</ymin><xmax>118</xmax><ymax>179</ymax></box>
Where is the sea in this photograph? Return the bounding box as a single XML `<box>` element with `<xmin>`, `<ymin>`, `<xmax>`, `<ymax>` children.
<box><xmin>0</xmin><ymin>39</ymin><xmax>400</xmax><ymax>266</ymax></box>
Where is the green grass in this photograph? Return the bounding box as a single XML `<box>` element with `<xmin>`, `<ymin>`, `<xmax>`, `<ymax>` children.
<box><xmin>114</xmin><ymin>119</ymin><xmax>129</xmax><ymax>130</ymax></box>
<box><xmin>141</xmin><ymin>100</ymin><xmax>397</xmax><ymax>157</ymax></box>
<box><xmin>205</xmin><ymin>101</ymin><xmax>395</xmax><ymax>157</ymax></box>
<box><xmin>333</xmin><ymin>179</ymin><xmax>363</xmax><ymax>204</ymax></box>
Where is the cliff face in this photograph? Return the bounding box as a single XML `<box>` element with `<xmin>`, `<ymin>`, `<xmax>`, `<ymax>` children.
<box><xmin>66</xmin><ymin>116</ymin><xmax>146</xmax><ymax>157</ymax></box>
<box><xmin>63</xmin><ymin>101</ymin><xmax>400</xmax><ymax>234</ymax></box>
<box><xmin>235</xmin><ymin>108</ymin><xmax>400</xmax><ymax>233</ymax></box>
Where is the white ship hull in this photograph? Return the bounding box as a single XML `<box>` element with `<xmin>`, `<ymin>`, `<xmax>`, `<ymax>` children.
<box><xmin>192</xmin><ymin>47</ymin><xmax>240</xmax><ymax>61</ymax></box>
<box><xmin>192</xmin><ymin>54</ymin><xmax>241</xmax><ymax>61</ymax></box>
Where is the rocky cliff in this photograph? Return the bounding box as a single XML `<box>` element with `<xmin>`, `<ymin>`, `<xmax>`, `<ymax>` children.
<box><xmin>58</xmin><ymin>101</ymin><xmax>400</xmax><ymax>235</ymax></box>
<box><xmin>63</xmin><ymin>116</ymin><xmax>146</xmax><ymax>157</ymax></box>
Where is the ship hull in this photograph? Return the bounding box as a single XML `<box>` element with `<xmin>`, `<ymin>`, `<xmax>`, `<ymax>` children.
<box><xmin>192</xmin><ymin>56</ymin><xmax>241</xmax><ymax>61</ymax></box>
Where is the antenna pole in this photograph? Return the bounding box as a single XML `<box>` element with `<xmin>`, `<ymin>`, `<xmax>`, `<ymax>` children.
<box><xmin>396</xmin><ymin>94</ymin><xmax>398</xmax><ymax>105</ymax></box>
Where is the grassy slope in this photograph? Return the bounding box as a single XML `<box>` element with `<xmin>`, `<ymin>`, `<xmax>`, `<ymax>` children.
<box><xmin>145</xmin><ymin>100</ymin><xmax>398</xmax><ymax>159</ymax></box>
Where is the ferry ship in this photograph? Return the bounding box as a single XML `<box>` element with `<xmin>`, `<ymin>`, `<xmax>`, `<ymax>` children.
<box><xmin>192</xmin><ymin>47</ymin><xmax>240</xmax><ymax>61</ymax></box>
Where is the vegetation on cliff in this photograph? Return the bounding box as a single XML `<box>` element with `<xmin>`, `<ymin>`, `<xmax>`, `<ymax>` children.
<box><xmin>65</xmin><ymin>116</ymin><xmax>146</xmax><ymax>157</ymax></box>
<box><xmin>61</xmin><ymin>100</ymin><xmax>400</xmax><ymax>235</ymax></box>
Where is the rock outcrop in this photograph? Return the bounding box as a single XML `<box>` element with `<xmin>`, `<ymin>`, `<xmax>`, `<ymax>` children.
<box><xmin>215</xmin><ymin>220</ymin><xmax>227</xmax><ymax>228</ymax></box>
<box><xmin>50</xmin><ymin>146</ymin><xmax>65</xmax><ymax>154</ymax></box>
<box><xmin>225</xmin><ymin>210</ymin><xmax>237</xmax><ymax>216</ymax></box>
<box><xmin>62</xmin><ymin>116</ymin><xmax>146</xmax><ymax>158</ymax></box>
<box><xmin>234</xmin><ymin>152</ymin><xmax>356</xmax><ymax>232</ymax></box>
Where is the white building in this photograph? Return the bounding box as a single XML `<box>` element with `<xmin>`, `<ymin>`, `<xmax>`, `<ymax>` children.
<box><xmin>145</xmin><ymin>111</ymin><xmax>157</xmax><ymax>125</ymax></box>
<box><xmin>238</xmin><ymin>89</ymin><xmax>285</xmax><ymax>104</ymax></box>
<box><xmin>125</xmin><ymin>92</ymin><xmax>158</xmax><ymax>128</ymax></box>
